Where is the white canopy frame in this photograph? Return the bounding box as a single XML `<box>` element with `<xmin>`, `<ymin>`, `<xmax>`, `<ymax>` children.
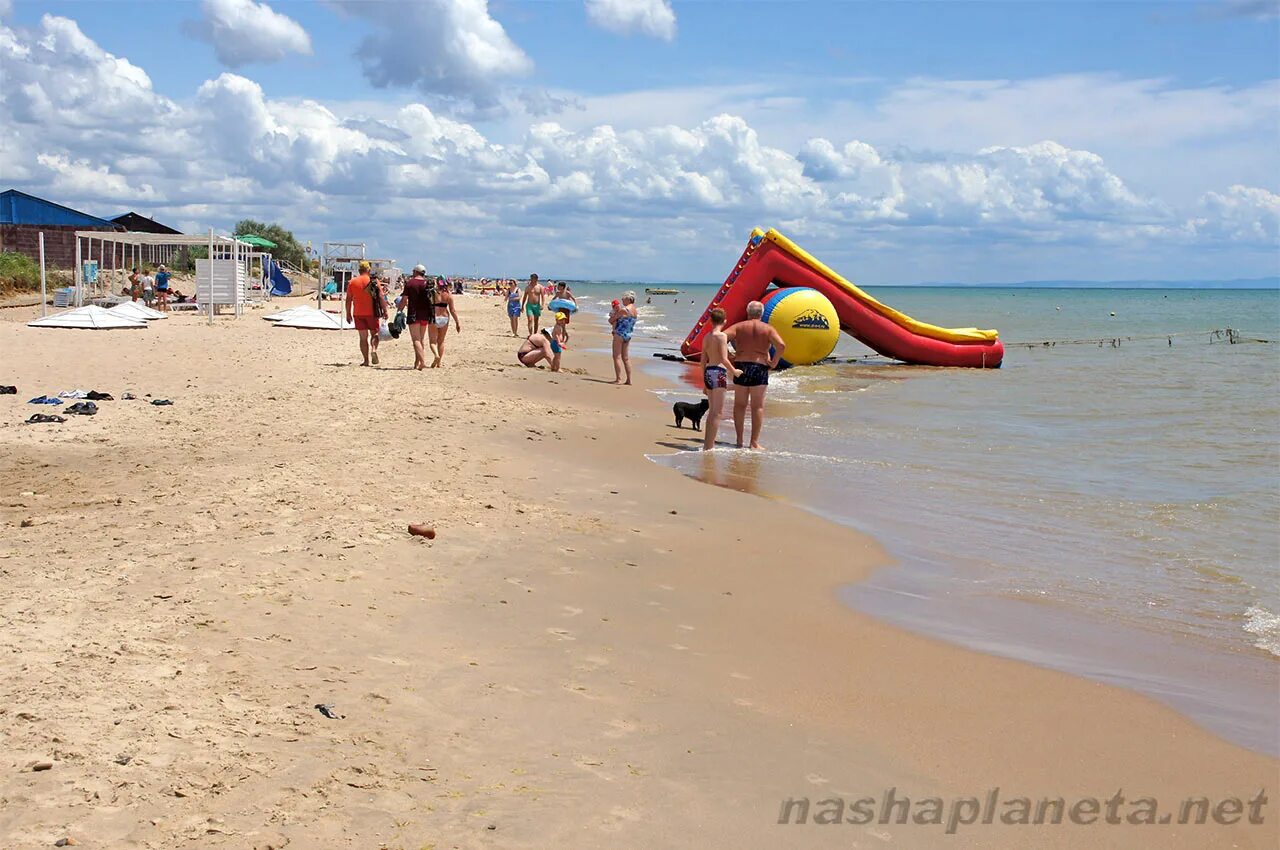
<box><xmin>73</xmin><ymin>230</ymin><xmax>260</xmax><ymax>323</ymax></box>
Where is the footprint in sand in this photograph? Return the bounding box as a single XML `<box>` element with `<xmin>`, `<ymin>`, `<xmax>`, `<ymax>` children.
<box><xmin>733</xmin><ymin>697</ymin><xmax>753</xmax><ymax>707</ymax></box>
<box><xmin>669</xmin><ymin>643</ymin><xmax>688</xmax><ymax>651</ymax></box>
<box><xmin>729</xmin><ymin>671</ymin><xmax>751</xmax><ymax>680</ymax></box>
<box><xmin>806</xmin><ymin>773</ymin><xmax>830</xmax><ymax>785</ymax></box>
<box><xmin>603</xmin><ymin>718</ymin><xmax>636</xmax><ymax>739</ymax></box>
<box><xmin>546</xmin><ymin>627</ymin><xmax>576</xmax><ymax>641</ymax></box>
<box><xmin>677</xmin><ymin>624</ymin><xmax>695</xmax><ymax>631</ymax></box>
<box><xmin>574</xmin><ymin>655</ymin><xmax>609</xmax><ymax>673</ymax></box>
<box><xmin>561</xmin><ymin>605</ymin><xmax>583</xmax><ymax>617</ymax></box>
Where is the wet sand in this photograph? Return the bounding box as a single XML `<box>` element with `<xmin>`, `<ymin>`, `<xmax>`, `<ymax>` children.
<box><xmin>0</xmin><ymin>294</ymin><xmax>1274</xmax><ymax>848</ymax></box>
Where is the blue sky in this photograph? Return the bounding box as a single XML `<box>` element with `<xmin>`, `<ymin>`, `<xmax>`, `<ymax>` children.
<box><xmin>2</xmin><ymin>0</ymin><xmax>1277</xmax><ymax>283</ymax></box>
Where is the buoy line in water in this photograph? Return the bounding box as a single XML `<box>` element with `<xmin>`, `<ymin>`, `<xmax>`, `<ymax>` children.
<box><xmin>1004</xmin><ymin>327</ymin><xmax>1274</xmax><ymax>349</ymax></box>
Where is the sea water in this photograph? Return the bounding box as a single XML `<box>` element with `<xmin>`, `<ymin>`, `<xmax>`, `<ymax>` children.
<box><xmin>566</xmin><ymin>282</ymin><xmax>1280</xmax><ymax>754</ymax></box>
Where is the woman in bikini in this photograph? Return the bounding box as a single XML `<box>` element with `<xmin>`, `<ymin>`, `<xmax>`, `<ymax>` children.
<box><xmin>428</xmin><ymin>277</ymin><xmax>461</xmax><ymax>368</ymax></box>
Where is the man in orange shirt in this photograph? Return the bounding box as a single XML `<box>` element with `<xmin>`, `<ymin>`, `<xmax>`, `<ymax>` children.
<box><xmin>344</xmin><ymin>261</ymin><xmax>384</xmax><ymax>366</ymax></box>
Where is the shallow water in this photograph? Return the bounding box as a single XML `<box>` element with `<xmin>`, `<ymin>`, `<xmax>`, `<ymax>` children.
<box><xmin>568</xmin><ymin>282</ymin><xmax>1280</xmax><ymax>753</ymax></box>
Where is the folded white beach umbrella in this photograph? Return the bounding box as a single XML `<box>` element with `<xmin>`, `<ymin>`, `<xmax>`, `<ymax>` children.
<box><xmin>263</xmin><ymin>305</ymin><xmax>316</xmax><ymax>322</ymax></box>
<box><xmin>28</xmin><ymin>305</ymin><xmax>147</xmax><ymax>330</ymax></box>
<box><xmin>109</xmin><ymin>301</ymin><xmax>167</xmax><ymax>320</ymax></box>
<box><xmin>272</xmin><ymin>307</ymin><xmax>354</xmax><ymax>330</ymax></box>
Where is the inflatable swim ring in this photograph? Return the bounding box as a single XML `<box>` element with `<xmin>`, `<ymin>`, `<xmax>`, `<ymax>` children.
<box><xmin>547</xmin><ymin>298</ymin><xmax>578</xmax><ymax>314</ymax></box>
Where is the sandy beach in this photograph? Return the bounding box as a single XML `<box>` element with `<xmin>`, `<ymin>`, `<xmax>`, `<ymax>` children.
<box><xmin>1</xmin><ymin>295</ymin><xmax>1275</xmax><ymax>849</ymax></box>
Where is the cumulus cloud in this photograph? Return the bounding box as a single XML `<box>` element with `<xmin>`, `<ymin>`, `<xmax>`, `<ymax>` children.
<box><xmin>1189</xmin><ymin>185</ymin><xmax>1280</xmax><ymax>241</ymax></box>
<box><xmin>2</xmin><ymin>12</ymin><xmax>1276</xmax><ymax>281</ymax></box>
<box><xmin>186</xmin><ymin>0</ymin><xmax>313</xmax><ymax>67</ymax></box>
<box><xmin>334</xmin><ymin>0</ymin><xmax>531</xmax><ymax>107</ymax></box>
<box><xmin>585</xmin><ymin>0</ymin><xmax>677</xmax><ymax>40</ymax></box>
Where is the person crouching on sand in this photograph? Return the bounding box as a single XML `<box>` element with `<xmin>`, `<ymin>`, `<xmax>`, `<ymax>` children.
<box><xmin>429</xmin><ymin>276</ymin><xmax>461</xmax><ymax>368</ymax></box>
<box><xmin>517</xmin><ymin>330</ymin><xmax>559</xmax><ymax>370</ymax></box>
<box><xmin>345</xmin><ymin>261</ymin><xmax>384</xmax><ymax>366</ymax></box>
<box><xmin>700</xmin><ymin>308</ymin><xmax>741</xmax><ymax>450</ymax></box>
<box><xmin>724</xmin><ymin>300</ymin><xmax>785</xmax><ymax>450</ymax></box>
<box><xmin>398</xmin><ymin>264</ymin><xmax>432</xmax><ymax>370</ymax></box>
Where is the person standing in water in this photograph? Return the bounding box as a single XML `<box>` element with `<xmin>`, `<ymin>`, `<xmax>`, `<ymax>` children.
<box><xmin>699</xmin><ymin>308</ymin><xmax>741</xmax><ymax>451</ymax></box>
<box><xmin>398</xmin><ymin>264</ymin><xmax>432</xmax><ymax>370</ymax></box>
<box><xmin>723</xmin><ymin>300</ymin><xmax>785</xmax><ymax>449</ymax></box>
<box><xmin>428</xmin><ymin>276</ymin><xmax>461</xmax><ymax>367</ymax></box>
<box><xmin>344</xmin><ymin>261</ymin><xmax>383</xmax><ymax>366</ymax></box>
<box><xmin>610</xmin><ymin>290</ymin><xmax>638</xmax><ymax>385</ymax></box>
<box><xmin>505</xmin><ymin>279</ymin><xmax>522</xmax><ymax>336</ymax></box>
<box><xmin>522</xmin><ymin>273</ymin><xmax>544</xmax><ymax>335</ymax></box>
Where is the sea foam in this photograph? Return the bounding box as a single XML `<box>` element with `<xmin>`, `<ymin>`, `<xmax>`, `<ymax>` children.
<box><xmin>1243</xmin><ymin>607</ymin><xmax>1280</xmax><ymax>657</ymax></box>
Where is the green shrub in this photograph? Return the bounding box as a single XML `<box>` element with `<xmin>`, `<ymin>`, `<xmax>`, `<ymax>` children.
<box><xmin>0</xmin><ymin>251</ymin><xmax>40</xmax><ymax>292</ymax></box>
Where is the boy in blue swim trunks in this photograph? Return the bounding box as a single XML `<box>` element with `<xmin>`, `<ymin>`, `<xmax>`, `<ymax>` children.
<box><xmin>700</xmin><ymin>308</ymin><xmax>742</xmax><ymax>451</ymax></box>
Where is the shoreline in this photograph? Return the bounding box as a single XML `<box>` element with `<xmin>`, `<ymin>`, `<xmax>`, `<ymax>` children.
<box><xmin>1</xmin><ymin>294</ymin><xmax>1275</xmax><ymax>848</ymax></box>
<box><xmin>617</xmin><ymin>304</ymin><xmax>1279</xmax><ymax>758</ymax></box>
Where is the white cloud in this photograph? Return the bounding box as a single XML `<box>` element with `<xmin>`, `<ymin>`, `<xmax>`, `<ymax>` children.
<box><xmin>334</xmin><ymin>0</ymin><xmax>532</xmax><ymax>106</ymax></box>
<box><xmin>187</xmin><ymin>0</ymin><xmax>313</xmax><ymax>67</ymax></box>
<box><xmin>585</xmin><ymin>0</ymin><xmax>677</xmax><ymax>41</ymax></box>
<box><xmin>1189</xmin><ymin>185</ymin><xmax>1280</xmax><ymax>241</ymax></box>
<box><xmin>0</xmin><ymin>1</ymin><xmax>12</xmax><ymax>20</ymax></box>
<box><xmin>1</xmin><ymin>13</ymin><xmax>1275</xmax><ymax>283</ymax></box>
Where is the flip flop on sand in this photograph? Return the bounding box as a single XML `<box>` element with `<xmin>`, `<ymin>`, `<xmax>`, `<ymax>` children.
<box><xmin>0</xmin><ymin>386</ymin><xmax>16</xmax><ymax>395</ymax></box>
<box><xmin>65</xmin><ymin>401</ymin><xmax>98</xmax><ymax>416</ymax></box>
<box><xmin>151</xmin><ymin>399</ymin><xmax>173</xmax><ymax>406</ymax></box>
<box><xmin>26</xmin><ymin>413</ymin><xmax>66</xmax><ymax>424</ymax></box>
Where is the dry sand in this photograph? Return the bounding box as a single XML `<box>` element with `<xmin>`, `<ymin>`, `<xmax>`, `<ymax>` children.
<box><xmin>0</xmin><ymin>294</ymin><xmax>1275</xmax><ymax>849</ymax></box>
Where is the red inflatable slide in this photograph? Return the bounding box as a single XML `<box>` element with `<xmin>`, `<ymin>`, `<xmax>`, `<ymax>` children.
<box><xmin>681</xmin><ymin>229</ymin><xmax>1004</xmax><ymax>368</ymax></box>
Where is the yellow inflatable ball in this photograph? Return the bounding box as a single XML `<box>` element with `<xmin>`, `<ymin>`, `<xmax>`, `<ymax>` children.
<box><xmin>760</xmin><ymin>287</ymin><xmax>840</xmax><ymax>366</ymax></box>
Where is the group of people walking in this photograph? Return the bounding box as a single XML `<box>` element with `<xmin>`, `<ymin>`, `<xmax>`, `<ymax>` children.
<box><xmin>344</xmin><ymin>260</ymin><xmax>459</xmax><ymax>369</ymax></box>
<box><xmin>342</xmin><ymin>266</ymin><xmax>778</xmax><ymax>449</ymax></box>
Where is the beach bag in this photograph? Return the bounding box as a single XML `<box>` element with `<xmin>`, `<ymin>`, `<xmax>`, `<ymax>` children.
<box><xmin>389</xmin><ymin>310</ymin><xmax>406</xmax><ymax>339</ymax></box>
<box><xmin>378</xmin><ymin>318</ymin><xmax>392</xmax><ymax>341</ymax></box>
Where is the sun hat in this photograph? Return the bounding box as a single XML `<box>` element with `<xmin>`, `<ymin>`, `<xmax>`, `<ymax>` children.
<box><xmin>555</xmin><ymin>311</ymin><xmax>569</xmax><ymax>322</ymax></box>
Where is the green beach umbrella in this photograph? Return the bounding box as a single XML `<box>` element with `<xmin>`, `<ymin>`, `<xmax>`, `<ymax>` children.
<box><xmin>238</xmin><ymin>234</ymin><xmax>277</xmax><ymax>248</ymax></box>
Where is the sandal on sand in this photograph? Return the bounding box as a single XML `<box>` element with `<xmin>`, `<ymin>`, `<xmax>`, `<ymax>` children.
<box><xmin>26</xmin><ymin>413</ymin><xmax>67</xmax><ymax>424</ymax></box>
<box><xmin>0</xmin><ymin>386</ymin><xmax>16</xmax><ymax>395</ymax></box>
<box><xmin>314</xmin><ymin>703</ymin><xmax>343</xmax><ymax>719</ymax></box>
<box><xmin>151</xmin><ymin>398</ymin><xmax>173</xmax><ymax>406</ymax></box>
<box><xmin>86</xmin><ymin>390</ymin><xmax>114</xmax><ymax>401</ymax></box>
<box><xmin>65</xmin><ymin>401</ymin><xmax>98</xmax><ymax>416</ymax></box>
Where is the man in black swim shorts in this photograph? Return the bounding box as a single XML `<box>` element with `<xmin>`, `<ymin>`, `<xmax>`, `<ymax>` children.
<box><xmin>723</xmin><ymin>300</ymin><xmax>786</xmax><ymax>450</ymax></box>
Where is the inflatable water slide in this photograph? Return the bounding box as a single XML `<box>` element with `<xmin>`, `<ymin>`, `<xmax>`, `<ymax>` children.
<box><xmin>681</xmin><ymin>229</ymin><xmax>1004</xmax><ymax>368</ymax></box>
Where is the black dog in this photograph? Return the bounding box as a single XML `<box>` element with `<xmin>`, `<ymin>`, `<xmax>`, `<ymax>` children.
<box><xmin>673</xmin><ymin>398</ymin><xmax>710</xmax><ymax>431</ymax></box>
